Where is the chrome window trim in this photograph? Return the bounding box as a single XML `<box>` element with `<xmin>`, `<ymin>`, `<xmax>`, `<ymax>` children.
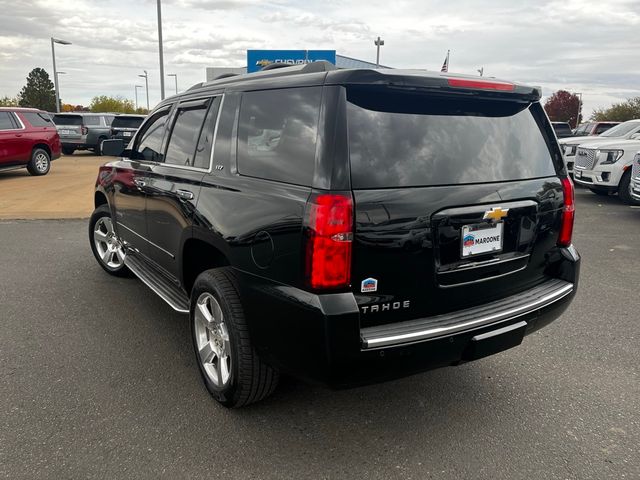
<box><xmin>0</xmin><ymin>111</ymin><xmax>26</xmax><ymax>131</ymax></box>
<box><xmin>124</xmin><ymin>94</ymin><xmax>224</xmax><ymax>175</ymax></box>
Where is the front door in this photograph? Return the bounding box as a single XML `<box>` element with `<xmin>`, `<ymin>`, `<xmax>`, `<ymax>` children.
<box><xmin>113</xmin><ymin>106</ymin><xmax>173</xmax><ymax>256</ymax></box>
<box><xmin>145</xmin><ymin>96</ymin><xmax>221</xmax><ymax>282</ymax></box>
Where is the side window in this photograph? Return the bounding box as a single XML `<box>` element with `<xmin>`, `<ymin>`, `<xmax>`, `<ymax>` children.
<box><xmin>0</xmin><ymin>112</ymin><xmax>17</xmax><ymax>130</ymax></box>
<box><xmin>22</xmin><ymin>112</ymin><xmax>54</xmax><ymax>127</ymax></box>
<box><xmin>131</xmin><ymin>109</ymin><xmax>170</xmax><ymax>162</ymax></box>
<box><xmin>164</xmin><ymin>99</ymin><xmax>213</xmax><ymax>167</ymax></box>
<box><xmin>84</xmin><ymin>116</ymin><xmax>100</xmax><ymax>126</ymax></box>
<box><xmin>237</xmin><ymin>87</ymin><xmax>322</xmax><ymax>186</ymax></box>
<box><xmin>193</xmin><ymin>97</ymin><xmax>222</xmax><ymax>169</ymax></box>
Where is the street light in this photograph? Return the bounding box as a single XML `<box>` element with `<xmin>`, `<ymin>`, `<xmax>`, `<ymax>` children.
<box><xmin>138</xmin><ymin>71</ymin><xmax>149</xmax><ymax>111</ymax></box>
<box><xmin>575</xmin><ymin>92</ymin><xmax>583</xmax><ymax>130</ymax></box>
<box><xmin>167</xmin><ymin>73</ymin><xmax>178</xmax><ymax>95</ymax></box>
<box><xmin>51</xmin><ymin>37</ymin><xmax>72</xmax><ymax>113</ymax></box>
<box><xmin>135</xmin><ymin>85</ymin><xmax>143</xmax><ymax>110</ymax></box>
<box><xmin>157</xmin><ymin>0</ymin><xmax>165</xmax><ymax>100</ymax></box>
<box><xmin>374</xmin><ymin>36</ymin><xmax>385</xmax><ymax>68</ymax></box>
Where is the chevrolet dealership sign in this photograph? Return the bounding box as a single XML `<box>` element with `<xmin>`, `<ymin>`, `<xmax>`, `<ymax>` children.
<box><xmin>247</xmin><ymin>50</ymin><xmax>337</xmax><ymax>73</ymax></box>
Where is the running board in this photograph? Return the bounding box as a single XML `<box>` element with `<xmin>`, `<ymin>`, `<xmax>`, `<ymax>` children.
<box><xmin>124</xmin><ymin>253</ymin><xmax>190</xmax><ymax>313</ymax></box>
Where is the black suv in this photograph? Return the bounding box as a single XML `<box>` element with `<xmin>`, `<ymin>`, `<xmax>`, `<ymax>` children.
<box><xmin>92</xmin><ymin>62</ymin><xmax>580</xmax><ymax>408</ymax></box>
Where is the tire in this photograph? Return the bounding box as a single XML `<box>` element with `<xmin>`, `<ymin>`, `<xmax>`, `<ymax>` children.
<box><xmin>589</xmin><ymin>187</ymin><xmax>610</xmax><ymax>196</ymax></box>
<box><xmin>88</xmin><ymin>205</ymin><xmax>131</xmax><ymax>277</ymax></box>
<box><xmin>26</xmin><ymin>148</ymin><xmax>51</xmax><ymax>176</ymax></box>
<box><xmin>618</xmin><ymin>170</ymin><xmax>640</xmax><ymax>205</ymax></box>
<box><xmin>191</xmin><ymin>268</ymin><xmax>279</xmax><ymax>408</ymax></box>
<box><xmin>62</xmin><ymin>146</ymin><xmax>75</xmax><ymax>155</ymax></box>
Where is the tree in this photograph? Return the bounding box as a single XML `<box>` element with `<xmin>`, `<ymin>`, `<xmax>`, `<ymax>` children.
<box><xmin>89</xmin><ymin>95</ymin><xmax>136</xmax><ymax>113</ymax></box>
<box><xmin>0</xmin><ymin>96</ymin><xmax>19</xmax><ymax>107</ymax></box>
<box><xmin>591</xmin><ymin>97</ymin><xmax>640</xmax><ymax>122</ymax></box>
<box><xmin>18</xmin><ymin>68</ymin><xmax>56</xmax><ymax>111</ymax></box>
<box><xmin>62</xmin><ymin>103</ymin><xmax>90</xmax><ymax>112</ymax></box>
<box><xmin>544</xmin><ymin>90</ymin><xmax>581</xmax><ymax>128</ymax></box>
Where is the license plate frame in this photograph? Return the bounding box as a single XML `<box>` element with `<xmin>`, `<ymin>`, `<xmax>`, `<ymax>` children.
<box><xmin>461</xmin><ymin>222</ymin><xmax>504</xmax><ymax>258</ymax></box>
<box><xmin>123</xmin><ymin>131</ymin><xmax>132</xmax><ymax>137</ymax></box>
<box><xmin>60</xmin><ymin>129</ymin><xmax>72</xmax><ymax>135</ymax></box>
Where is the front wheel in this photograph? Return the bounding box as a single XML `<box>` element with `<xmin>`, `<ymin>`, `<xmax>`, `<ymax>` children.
<box><xmin>618</xmin><ymin>170</ymin><xmax>640</xmax><ymax>205</ymax></box>
<box><xmin>191</xmin><ymin>268</ymin><xmax>279</xmax><ymax>408</ymax></box>
<box><xmin>88</xmin><ymin>205</ymin><xmax>131</xmax><ymax>276</ymax></box>
<box><xmin>26</xmin><ymin>148</ymin><xmax>51</xmax><ymax>176</ymax></box>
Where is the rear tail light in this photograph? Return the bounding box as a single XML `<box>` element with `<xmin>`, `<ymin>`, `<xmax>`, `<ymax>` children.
<box><xmin>81</xmin><ymin>126</ymin><xmax>88</xmax><ymax>135</ymax></box>
<box><xmin>447</xmin><ymin>78</ymin><xmax>515</xmax><ymax>91</ymax></box>
<box><xmin>304</xmin><ymin>192</ymin><xmax>353</xmax><ymax>290</ymax></box>
<box><xmin>558</xmin><ymin>177</ymin><xmax>575</xmax><ymax>247</ymax></box>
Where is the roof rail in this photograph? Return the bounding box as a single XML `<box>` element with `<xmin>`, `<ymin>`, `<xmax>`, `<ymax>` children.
<box><xmin>188</xmin><ymin>60</ymin><xmax>337</xmax><ymax>92</ymax></box>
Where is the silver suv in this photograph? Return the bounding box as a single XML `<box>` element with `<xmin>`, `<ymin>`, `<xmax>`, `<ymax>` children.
<box><xmin>52</xmin><ymin>113</ymin><xmax>114</xmax><ymax>155</ymax></box>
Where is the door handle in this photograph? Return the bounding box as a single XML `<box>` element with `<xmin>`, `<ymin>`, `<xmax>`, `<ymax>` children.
<box><xmin>133</xmin><ymin>179</ymin><xmax>147</xmax><ymax>188</ymax></box>
<box><xmin>175</xmin><ymin>189</ymin><xmax>194</xmax><ymax>200</ymax></box>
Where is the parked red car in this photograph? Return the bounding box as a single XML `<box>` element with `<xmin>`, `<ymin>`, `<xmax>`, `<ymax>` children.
<box><xmin>0</xmin><ymin>107</ymin><xmax>61</xmax><ymax>176</ymax></box>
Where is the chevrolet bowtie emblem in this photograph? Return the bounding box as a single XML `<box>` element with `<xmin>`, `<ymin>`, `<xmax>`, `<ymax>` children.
<box><xmin>483</xmin><ymin>207</ymin><xmax>510</xmax><ymax>222</ymax></box>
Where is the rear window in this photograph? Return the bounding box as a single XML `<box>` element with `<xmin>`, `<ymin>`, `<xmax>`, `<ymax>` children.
<box><xmin>553</xmin><ymin>123</ymin><xmax>572</xmax><ymax>137</ymax></box>
<box><xmin>237</xmin><ymin>87</ymin><xmax>321</xmax><ymax>186</ymax></box>
<box><xmin>22</xmin><ymin>112</ymin><xmax>54</xmax><ymax>127</ymax></box>
<box><xmin>112</xmin><ymin>116</ymin><xmax>144</xmax><ymax>129</ymax></box>
<box><xmin>53</xmin><ymin>115</ymin><xmax>82</xmax><ymax>126</ymax></box>
<box><xmin>347</xmin><ymin>87</ymin><xmax>556</xmax><ymax>189</ymax></box>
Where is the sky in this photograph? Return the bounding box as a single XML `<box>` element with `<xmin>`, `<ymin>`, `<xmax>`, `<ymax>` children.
<box><xmin>0</xmin><ymin>0</ymin><xmax>638</xmax><ymax>117</ymax></box>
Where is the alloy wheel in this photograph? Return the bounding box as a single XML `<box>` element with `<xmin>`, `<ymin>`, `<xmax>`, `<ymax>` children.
<box><xmin>93</xmin><ymin>216</ymin><xmax>125</xmax><ymax>269</ymax></box>
<box><xmin>194</xmin><ymin>293</ymin><xmax>232</xmax><ymax>387</ymax></box>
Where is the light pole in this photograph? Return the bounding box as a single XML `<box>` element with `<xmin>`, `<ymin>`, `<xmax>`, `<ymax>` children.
<box><xmin>138</xmin><ymin>71</ymin><xmax>149</xmax><ymax>111</ymax></box>
<box><xmin>167</xmin><ymin>73</ymin><xmax>177</xmax><ymax>95</ymax></box>
<box><xmin>157</xmin><ymin>0</ymin><xmax>165</xmax><ymax>100</ymax></box>
<box><xmin>135</xmin><ymin>85</ymin><xmax>143</xmax><ymax>110</ymax></box>
<box><xmin>575</xmin><ymin>92</ymin><xmax>583</xmax><ymax>130</ymax></box>
<box><xmin>51</xmin><ymin>37</ymin><xmax>72</xmax><ymax>113</ymax></box>
<box><xmin>374</xmin><ymin>36</ymin><xmax>385</xmax><ymax>68</ymax></box>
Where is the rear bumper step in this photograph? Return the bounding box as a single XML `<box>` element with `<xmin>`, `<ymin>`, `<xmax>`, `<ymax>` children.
<box><xmin>125</xmin><ymin>252</ymin><xmax>190</xmax><ymax>313</ymax></box>
<box><xmin>360</xmin><ymin>278</ymin><xmax>573</xmax><ymax>349</ymax></box>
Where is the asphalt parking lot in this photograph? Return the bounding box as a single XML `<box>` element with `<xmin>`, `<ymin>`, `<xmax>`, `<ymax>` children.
<box><xmin>1</xmin><ymin>188</ymin><xmax>639</xmax><ymax>479</ymax></box>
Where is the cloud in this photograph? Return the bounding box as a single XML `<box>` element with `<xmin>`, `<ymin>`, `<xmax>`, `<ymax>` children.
<box><xmin>0</xmin><ymin>0</ymin><xmax>638</xmax><ymax>117</ymax></box>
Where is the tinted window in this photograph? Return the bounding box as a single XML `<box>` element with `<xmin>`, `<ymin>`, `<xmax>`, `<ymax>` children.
<box><xmin>193</xmin><ymin>97</ymin><xmax>221</xmax><ymax>169</ymax></box>
<box><xmin>347</xmin><ymin>87</ymin><xmax>556</xmax><ymax>188</ymax></box>
<box><xmin>553</xmin><ymin>124</ymin><xmax>572</xmax><ymax>137</ymax></box>
<box><xmin>237</xmin><ymin>87</ymin><xmax>321</xmax><ymax>186</ymax></box>
<box><xmin>112</xmin><ymin>116</ymin><xmax>144</xmax><ymax>129</ymax></box>
<box><xmin>164</xmin><ymin>101</ymin><xmax>211</xmax><ymax>167</ymax></box>
<box><xmin>594</xmin><ymin>123</ymin><xmax>614</xmax><ymax>134</ymax></box>
<box><xmin>84</xmin><ymin>116</ymin><xmax>100</xmax><ymax>125</ymax></box>
<box><xmin>22</xmin><ymin>112</ymin><xmax>53</xmax><ymax>127</ymax></box>
<box><xmin>53</xmin><ymin>115</ymin><xmax>82</xmax><ymax>126</ymax></box>
<box><xmin>0</xmin><ymin>112</ymin><xmax>16</xmax><ymax>130</ymax></box>
<box><xmin>131</xmin><ymin>109</ymin><xmax>170</xmax><ymax>162</ymax></box>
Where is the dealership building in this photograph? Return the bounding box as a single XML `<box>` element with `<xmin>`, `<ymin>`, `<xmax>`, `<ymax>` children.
<box><xmin>206</xmin><ymin>49</ymin><xmax>386</xmax><ymax>82</ymax></box>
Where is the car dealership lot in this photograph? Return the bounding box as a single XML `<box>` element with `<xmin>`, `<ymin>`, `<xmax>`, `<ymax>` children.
<box><xmin>0</xmin><ymin>190</ymin><xmax>639</xmax><ymax>479</ymax></box>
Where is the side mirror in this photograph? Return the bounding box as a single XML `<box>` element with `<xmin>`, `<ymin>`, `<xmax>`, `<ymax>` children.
<box><xmin>101</xmin><ymin>139</ymin><xmax>125</xmax><ymax>156</ymax></box>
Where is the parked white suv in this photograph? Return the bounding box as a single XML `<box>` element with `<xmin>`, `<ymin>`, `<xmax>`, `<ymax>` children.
<box><xmin>629</xmin><ymin>151</ymin><xmax>640</xmax><ymax>202</ymax></box>
<box><xmin>559</xmin><ymin>119</ymin><xmax>640</xmax><ymax>176</ymax></box>
<box><xmin>573</xmin><ymin>134</ymin><xmax>640</xmax><ymax>205</ymax></box>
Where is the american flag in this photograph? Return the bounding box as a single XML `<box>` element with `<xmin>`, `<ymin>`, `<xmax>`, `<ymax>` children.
<box><xmin>441</xmin><ymin>50</ymin><xmax>450</xmax><ymax>72</ymax></box>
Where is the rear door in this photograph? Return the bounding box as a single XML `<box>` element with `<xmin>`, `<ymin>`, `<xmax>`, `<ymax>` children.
<box><xmin>112</xmin><ymin>107</ymin><xmax>172</xmax><ymax>256</ymax></box>
<box><xmin>0</xmin><ymin>111</ymin><xmax>23</xmax><ymax>165</ymax></box>
<box><xmin>345</xmin><ymin>86</ymin><xmax>565</xmax><ymax>327</ymax></box>
<box><xmin>145</xmin><ymin>96</ymin><xmax>221</xmax><ymax>281</ymax></box>
<box><xmin>53</xmin><ymin>114</ymin><xmax>83</xmax><ymax>143</ymax></box>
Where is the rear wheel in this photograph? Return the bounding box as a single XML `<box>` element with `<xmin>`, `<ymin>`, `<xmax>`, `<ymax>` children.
<box><xmin>89</xmin><ymin>205</ymin><xmax>131</xmax><ymax>276</ymax></box>
<box><xmin>26</xmin><ymin>148</ymin><xmax>51</xmax><ymax>176</ymax></box>
<box><xmin>62</xmin><ymin>146</ymin><xmax>75</xmax><ymax>155</ymax></box>
<box><xmin>589</xmin><ymin>187</ymin><xmax>610</xmax><ymax>196</ymax></box>
<box><xmin>618</xmin><ymin>170</ymin><xmax>640</xmax><ymax>205</ymax></box>
<box><xmin>191</xmin><ymin>268</ymin><xmax>279</xmax><ymax>408</ymax></box>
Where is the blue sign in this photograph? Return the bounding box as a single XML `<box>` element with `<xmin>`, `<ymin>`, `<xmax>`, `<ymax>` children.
<box><xmin>247</xmin><ymin>50</ymin><xmax>337</xmax><ymax>73</ymax></box>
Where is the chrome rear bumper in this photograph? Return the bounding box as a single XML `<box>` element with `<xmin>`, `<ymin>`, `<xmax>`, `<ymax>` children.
<box><xmin>360</xmin><ymin>278</ymin><xmax>573</xmax><ymax>349</ymax></box>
